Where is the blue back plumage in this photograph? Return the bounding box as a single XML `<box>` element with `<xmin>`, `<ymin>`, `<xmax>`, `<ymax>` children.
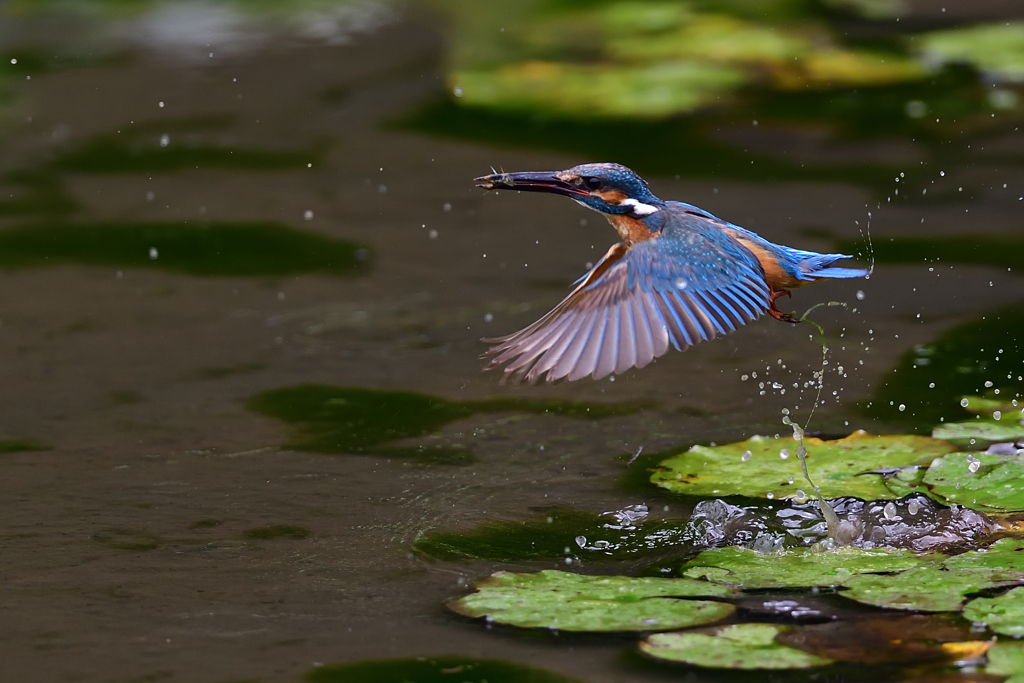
<box><xmin>655</xmin><ymin>203</ymin><xmax>866</xmax><ymax>281</ymax></box>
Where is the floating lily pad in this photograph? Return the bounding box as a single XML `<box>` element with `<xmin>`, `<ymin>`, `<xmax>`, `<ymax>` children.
<box><xmin>449</xmin><ymin>570</ymin><xmax>735</xmax><ymax>632</ymax></box>
<box><xmin>0</xmin><ymin>221</ymin><xmax>369</xmax><ymax>277</ymax></box>
<box><xmin>882</xmin><ymin>465</ymin><xmax>927</xmax><ymax>498</ymax></box>
<box><xmin>921</xmin><ymin>452</ymin><xmax>1024</xmax><ymax>513</ymax></box>
<box><xmin>305</xmin><ymin>656</ymin><xmax>585</xmax><ymax>683</ymax></box>
<box><xmin>840</xmin><ymin>566</ymin><xmax>1024</xmax><ymax>612</ymax></box>
<box><xmin>965</xmin><ymin>587</ymin><xmax>1024</xmax><ymax>636</ymax></box>
<box><xmin>681</xmin><ymin>545</ymin><xmax>933</xmax><ymax>589</ymax></box>
<box><xmin>640</xmin><ymin>624</ymin><xmax>832</xmax><ymax>669</ymax></box>
<box><xmin>651</xmin><ymin>431</ymin><xmax>953</xmax><ymax>500</ymax></box>
<box><xmin>452</xmin><ymin>60</ymin><xmax>746</xmax><ymax>119</ymax></box>
<box><xmin>945</xmin><ymin>539</ymin><xmax>1024</xmax><ymax>572</ymax></box>
<box><xmin>247</xmin><ymin>385</ymin><xmax>642</xmax><ymax>455</ymax></box>
<box><xmin>960</xmin><ymin>396</ymin><xmax>1023</xmax><ymax>419</ymax></box>
<box><xmin>918</xmin><ymin>22</ymin><xmax>1024</xmax><ymax>81</ymax></box>
<box><xmin>932</xmin><ymin>420</ymin><xmax>1024</xmax><ymax>446</ymax></box>
<box><xmin>986</xmin><ymin>640</ymin><xmax>1024</xmax><ymax>683</ymax></box>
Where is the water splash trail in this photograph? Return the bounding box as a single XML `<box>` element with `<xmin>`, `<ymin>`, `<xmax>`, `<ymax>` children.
<box><xmin>784</xmin><ymin>301</ymin><xmax>850</xmax><ymax>540</ymax></box>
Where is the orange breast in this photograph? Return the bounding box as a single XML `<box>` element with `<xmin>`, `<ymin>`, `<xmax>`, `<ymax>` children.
<box><xmin>606</xmin><ymin>214</ymin><xmax>657</xmax><ymax>246</ymax></box>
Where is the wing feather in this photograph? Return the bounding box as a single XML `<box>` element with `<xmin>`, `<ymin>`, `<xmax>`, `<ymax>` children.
<box><xmin>481</xmin><ymin>212</ymin><xmax>771</xmax><ymax>383</ymax></box>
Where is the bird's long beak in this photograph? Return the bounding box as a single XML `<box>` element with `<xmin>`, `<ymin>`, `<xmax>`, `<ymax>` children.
<box><xmin>474</xmin><ymin>170</ymin><xmax>589</xmax><ymax>198</ymax></box>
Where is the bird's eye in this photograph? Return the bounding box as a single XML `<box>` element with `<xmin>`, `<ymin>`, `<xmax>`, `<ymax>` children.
<box><xmin>584</xmin><ymin>177</ymin><xmax>602</xmax><ymax>190</ymax></box>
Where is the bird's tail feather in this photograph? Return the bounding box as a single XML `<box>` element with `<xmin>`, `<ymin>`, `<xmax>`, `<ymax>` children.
<box><xmin>810</xmin><ymin>267</ymin><xmax>869</xmax><ymax>279</ymax></box>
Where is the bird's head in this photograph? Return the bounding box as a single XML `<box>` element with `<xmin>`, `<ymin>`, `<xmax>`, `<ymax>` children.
<box><xmin>475</xmin><ymin>162</ymin><xmax>664</xmax><ymax>217</ymax></box>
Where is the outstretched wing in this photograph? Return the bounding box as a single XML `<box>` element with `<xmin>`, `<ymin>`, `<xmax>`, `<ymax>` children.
<box><xmin>482</xmin><ymin>214</ymin><xmax>771</xmax><ymax>384</ymax></box>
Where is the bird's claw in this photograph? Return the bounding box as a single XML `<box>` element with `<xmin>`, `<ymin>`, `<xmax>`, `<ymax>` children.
<box><xmin>769</xmin><ymin>307</ymin><xmax>800</xmax><ymax>324</ymax></box>
<box><xmin>769</xmin><ymin>289</ymin><xmax>799</xmax><ymax>323</ymax></box>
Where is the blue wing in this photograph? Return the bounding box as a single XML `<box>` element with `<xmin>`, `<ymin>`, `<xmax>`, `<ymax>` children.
<box><xmin>481</xmin><ymin>213</ymin><xmax>771</xmax><ymax>384</ymax></box>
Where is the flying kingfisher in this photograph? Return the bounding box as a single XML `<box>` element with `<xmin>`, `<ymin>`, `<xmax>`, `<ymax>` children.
<box><xmin>475</xmin><ymin>162</ymin><xmax>868</xmax><ymax>385</ymax></box>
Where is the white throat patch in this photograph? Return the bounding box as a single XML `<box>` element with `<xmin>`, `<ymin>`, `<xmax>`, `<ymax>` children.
<box><xmin>620</xmin><ymin>198</ymin><xmax>659</xmax><ymax>216</ymax></box>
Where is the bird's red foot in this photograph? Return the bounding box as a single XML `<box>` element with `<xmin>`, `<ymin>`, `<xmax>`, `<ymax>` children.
<box><xmin>769</xmin><ymin>289</ymin><xmax>799</xmax><ymax>324</ymax></box>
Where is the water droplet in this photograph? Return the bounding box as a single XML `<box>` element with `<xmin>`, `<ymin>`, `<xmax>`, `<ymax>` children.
<box><xmin>575</xmin><ymin>536</ymin><xmax>586</xmax><ymax>548</ymax></box>
<box><xmin>856</xmin><ymin>290</ymin><xmax>865</xmax><ymax>300</ymax></box>
<box><xmin>994</xmin><ymin>411</ymin><xmax>1002</xmax><ymax>421</ymax></box>
<box><xmin>148</xmin><ymin>247</ymin><xmax>158</xmax><ymax>260</ymax></box>
<box><xmin>159</xmin><ymin>134</ymin><xmax>169</xmax><ymax>147</ymax></box>
<box><xmin>158</xmin><ymin>101</ymin><xmax>165</xmax><ymax>108</ymax></box>
<box><xmin>985</xmin><ymin>381</ymin><xmax>994</xmax><ymax>388</ymax></box>
<box><xmin>766</xmin><ymin>492</ymin><xmax>775</xmax><ymax>500</ymax></box>
<box><xmin>883</xmin><ymin>502</ymin><xmax>897</xmax><ymax>520</ymax></box>
<box><xmin>741</xmin><ymin>450</ymin><xmax>752</xmax><ymax>462</ymax></box>
<box><xmin>899</xmin><ymin>404</ymin><xmax>906</xmax><ymax>412</ymax></box>
<box><xmin>779</xmin><ymin>449</ymin><xmax>790</xmax><ymax>460</ymax></box>
<box><xmin>961</xmin><ymin>398</ymin><xmax>970</xmax><ymax>408</ymax></box>
<box><xmin>428</xmin><ymin>229</ymin><xmax>438</xmax><ymax>239</ymax></box>
<box><xmin>483</xmin><ymin>313</ymin><xmax>493</xmax><ymax>323</ymax></box>
<box><xmin>453</xmin><ymin>85</ymin><xmax>464</xmax><ymax>98</ymax></box>
<box><xmin>907</xmin><ymin>500</ymin><xmax>920</xmax><ymax>516</ymax></box>
<box><xmin>303</xmin><ymin>210</ymin><xmax>314</xmax><ymax>221</ymax></box>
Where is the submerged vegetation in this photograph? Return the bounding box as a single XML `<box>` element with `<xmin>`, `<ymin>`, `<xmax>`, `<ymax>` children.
<box><xmin>246</xmin><ymin>384</ymin><xmax>643</xmax><ymax>459</ymax></box>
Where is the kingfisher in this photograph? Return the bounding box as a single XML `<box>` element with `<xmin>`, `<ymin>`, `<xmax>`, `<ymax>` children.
<box><xmin>475</xmin><ymin>162</ymin><xmax>868</xmax><ymax>385</ymax></box>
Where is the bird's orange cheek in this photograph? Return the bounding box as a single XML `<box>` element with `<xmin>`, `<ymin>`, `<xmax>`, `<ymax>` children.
<box><xmin>595</xmin><ymin>189</ymin><xmax>629</xmax><ymax>204</ymax></box>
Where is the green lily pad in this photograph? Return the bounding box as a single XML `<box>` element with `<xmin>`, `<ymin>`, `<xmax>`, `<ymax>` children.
<box><xmin>452</xmin><ymin>60</ymin><xmax>746</xmax><ymax>119</ymax></box>
<box><xmin>448</xmin><ymin>570</ymin><xmax>736</xmax><ymax>632</ymax></box>
<box><xmin>945</xmin><ymin>539</ymin><xmax>1024</xmax><ymax>572</ymax></box>
<box><xmin>247</xmin><ymin>385</ymin><xmax>642</xmax><ymax>456</ymax></box>
<box><xmin>883</xmin><ymin>465</ymin><xmax>927</xmax><ymax>498</ymax></box>
<box><xmin>918</xmin><ymin>22</ymin><xmax>1024</xmax><ymax>82</ymax></box>
<box><xmin>922</xmin><ymin>452</ymin><xmax>1024</xmax><ymax>512</ymax></box>
<box><xmin>640</xmin><ymin>624</ymin><xmax>833</xmax><ymax>669</ymax></box>
<box><xmin>959</xmin><ymin>396</ymin><xmax>1023</xmax><ymax>419</ymax></box>
<box><xmin>932</xmin><ymin>420</ymin><xmax>1024</xmax><ymax>446</ymax></box>
<box><xmin>681</xmin><ymin>545</ymin><xmax>934</xmax><ymax>589</ymax></box>
<box><xmin>986</xmin><ymin>640</ymin><xmax>1024</xmax><ymax>683</ymax></box>
<box><xmin>965</xmin><ymin>587</ymin><xmax>1024</xmax><ymax>636</ymax></box>
<box><xmin>305</xmin><ymin>656</ymin><xmax>585</xmax><ymax>683</ymax></box>
<box><xmin>651</xmin><ymin>431</ymin><xmax>953</xmax><ymax>500</ymax></box>
<box><xmin>840</xmin><ymin>566</ymin><xmax>1023</xmax><ymax>612</ymax></box>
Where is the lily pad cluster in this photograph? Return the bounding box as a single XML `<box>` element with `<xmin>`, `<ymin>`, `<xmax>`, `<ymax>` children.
<box><xmin>450</xmin><ymin>541</ymin><xmax>1024</xmax><ymax>672</ymax></box>
<box><xmin>441</xmin><ymin>1</ymin><xmax>934</xmax><ymax>119</ymax></box>
<box><xmin>650</xmin><ymin>430</ymin><xmax>1024</xmax><ymax>514</ymax></box>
